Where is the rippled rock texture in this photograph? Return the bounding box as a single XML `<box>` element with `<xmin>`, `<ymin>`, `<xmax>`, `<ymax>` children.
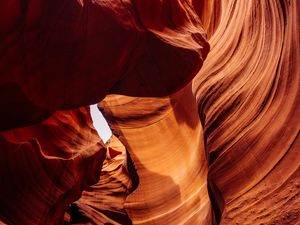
<box><xmin>0</xmin><ymin>0</ymin><xmax>299</xmax><ymax>224</ymax></box>
<box><xmin>0</xmin><ymin>107</ymin><xmax>106</xmax><ymax>224</ymax></box>
<box><xmin>0</xmin><ymin>0</ymin><xmax>208</xmax><ymax>131</ymax></box>
<box><xmin>194</xmin><ymin>0</ymin><xmax>300</xmax><ymax>224</ymax></box>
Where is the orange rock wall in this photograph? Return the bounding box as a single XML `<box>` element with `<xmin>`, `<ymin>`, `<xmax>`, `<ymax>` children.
<box><xmin>0</xmin><ymin>0</ymin><xmax>299</xmax><ymax>224</ymax></box>
<box><xmin>194</xmin><ymin>0</ymin><xmax>300</xmax><ymax>223</ymax></box>
<box><xmin>98</xmin><ymin>84</ymin><xmax>212</xmax><ymax>224</ymax></box>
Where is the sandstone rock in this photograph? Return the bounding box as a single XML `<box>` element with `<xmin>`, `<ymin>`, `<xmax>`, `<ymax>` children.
<box><xmin>0</xmin><ymin>108</ymin><xmax>106</xmax><ymax>225</ymax></box>
<box><xmin>0</xmin><ymin>0</ymin><xmax>299</xmax><ymax>224</ymax></box>
<box><xmin>0</xmin><ymin>0</ymin><xmax>208</xmax><ymax>130</ymax></box>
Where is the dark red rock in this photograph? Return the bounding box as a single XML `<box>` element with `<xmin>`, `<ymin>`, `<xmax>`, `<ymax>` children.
<box><xmin>0</xmin><ymin>107</ymin><xmax>106</xmax><ymax>225</ymax></box>
<box><xmin>0</xmin><ymin>0</ymin><xmax>209</xmax><ymax>130</ymax></box>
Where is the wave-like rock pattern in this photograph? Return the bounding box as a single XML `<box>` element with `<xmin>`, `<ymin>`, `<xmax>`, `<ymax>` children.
<box><xmin>0</xmin><ymin>0</ymin><xmax>299</xmax><ymax>224</ymax></box>
<box><xmin>98</xmin><ymin>83</ymin><xmax>212</xmax><ymax>225</ymax></box>
<box><xmin>72</xmin><ymin>135</ymin><xmax>134</xmax><ymax>224</ymax></box>
<box><xmin>84</xmin><ymin>0</ymin><xmax>299</xmax><ymax>224</ymax></box>
<box><xmin>0</xmin><ymin>0</ymin><xmax>208</xmax><ymax>130</ymax></box>
<box><xmin>193</xmin><ymin>0</ymin><xmax>300</xmax><ymax>224</ymax></box>
<box><xmin>0</xmin><ymin>1</ymin><xmax>210</xmax><ymax>224</ymax></box>
<box><xmin>0</xmin><ymin>108</ymin><xmax>106</xmax><ymax>225</ymax></box>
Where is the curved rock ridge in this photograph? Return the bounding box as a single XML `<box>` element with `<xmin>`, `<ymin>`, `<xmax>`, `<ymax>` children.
<box><xmin>71</xmin><ymin>135</ymin><xmax>134</xmax><ymax>225</ymax></box>
<box><xmin>0</xmin><ymin>1</ymin><xmax>210</xmax><ymax>224</ymax></box>
<box><xmin>98</xmin><ymin>83</ymin><xmax>212</xmax><ymax>225</ymax></box>
<box><xmin>0</xmin><ymin>0</ymin><xmax>299</xmax><ymax>224</ymax></box>
<box><xmin>84</xmin><ymin>0</ymin><xmax>299</xmax><ymax>224</ymax></box>
<box><xmin>0</xmin><ymin>107</ymin><xmax>106</xmax><ymax>225</ymax></box>
<box><xmin>0</xmin><ymin>0</ymin><xmax>209</xmax><ymax>131</ymax></box>
<box><xmin>193</xmin><ymin>0</ymin><xmax>300</xmax><ymax>223</ymax></box>
<box><xmin>192</xmin><ymin>0</ymin><xmax>221</xmax><ymax>39</ymax></box>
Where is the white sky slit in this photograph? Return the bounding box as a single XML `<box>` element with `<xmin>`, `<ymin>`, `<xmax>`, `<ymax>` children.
<box><xmin>90</xmin><ymin>104</ymin><xmax>112</xmax><ymax>144</ymax></box>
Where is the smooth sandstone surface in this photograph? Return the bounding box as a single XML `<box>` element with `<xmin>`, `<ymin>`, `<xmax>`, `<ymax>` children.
<box><xmin>98</xmin><ymin>84</ymin><xmax>212</xmax><ymax>225</ymax></box>
<box><xmin>0</xmin><ymin>0</ymin><xmax>299</xmax><ymax>224</ymax></box>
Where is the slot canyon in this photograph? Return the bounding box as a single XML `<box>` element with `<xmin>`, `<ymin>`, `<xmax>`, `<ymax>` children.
<box><xmin>0</xmin><ymin>0</ymin><xmax>299</xmax><ymax>224</ymax></box>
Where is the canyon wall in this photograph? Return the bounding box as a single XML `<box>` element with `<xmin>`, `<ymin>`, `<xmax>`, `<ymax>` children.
<box><xmin>0</xmin><ymin>0</ymin><xmax>299</xmax><ymax>224</ymax></box>
<box><xmin>194</xmin><ymin>0</ymin><xmax>300</xmax><ymax>224</ymax></box>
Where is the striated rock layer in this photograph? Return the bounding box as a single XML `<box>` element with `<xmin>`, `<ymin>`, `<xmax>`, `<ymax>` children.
<box><xmin>0</xmin><ymin>0</ymin><xmax>299</xmax><ymax>224</ymax></box>
<box><xmin>98</xmin><ymin>83</ymin><xmax>212</xmax><ymax>225</ymax></box>
<box><xmin>0</xmin><ymin>108</ymin><xmax>106</xmax><ymax>225</ymax></box>
<box><xmin>0</xmin><ymin>0</ymin><xmax>208</xmax><ymax>130</ymax></box>
<box><xmin>72</xmin><ymin>135</ymin><xmax>134</xmax><ymax>224</ymax></box>
<box><xmin>82</xmin><ymin>0</ymin><xmax>299</xmax><ymax>224</ymax></box>
<box><xmin>193</xmin><ymin>0</ymin><xmax>300</xmax><ymax>224</ymax></box>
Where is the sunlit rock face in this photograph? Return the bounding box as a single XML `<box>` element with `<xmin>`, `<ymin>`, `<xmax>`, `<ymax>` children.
<box><xmin>98</xmin><ymin>84</ymin><xmax>212</xmax><ymax>225</ymax></box>
<box><xmin>0</xmin><ymin>0</ymin><xmax>299</xmax><ymax>225</ymax></box>
<box><xmin>193</xmin><ymin>0</ymin><xmax>300</xmax><ymax>224</ymax></box>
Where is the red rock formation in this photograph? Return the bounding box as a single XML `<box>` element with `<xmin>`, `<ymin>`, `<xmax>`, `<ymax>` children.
<box><xmin>0</xmin><ymin>108</ymin><xmax>106</xmax><ymax>225</ymax></box>
<box><xmin>193</xmin><ymin>0</ymin><xmax>300</xmax><ymax>224</ymax></box>
<box><xmin>78</xmin><ymin>0</ymin><xmax>299</xmax><ymax>224</ymax></box>
<box><xmin>97</xmin><ymin>83</ymin><xmax>212</xmax><ymax>224</ymax></box>
<box><xmin>0</xmin><ymin>0</ymin><xmax>210</xmax><ymax>224</ymax></box>
<box><xmin>0</xmin><ymin>0</ymin><xmax>299</xmax><ymax>224</ymax></box>
<box><xmin>72</xmin><ymin>135</ymin><xmax>133</xmax><ymax>224</ymax></box>
<box><xmin>0</xmin><ymin>0</ymin><xmax>208</xmax><ymax>130</ymax></box>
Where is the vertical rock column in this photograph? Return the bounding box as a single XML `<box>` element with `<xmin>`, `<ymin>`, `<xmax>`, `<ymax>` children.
<box><xmin>99</xmin><ymin>83</ymin><xmax>212</xmax><ymax>225</ymax></box>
